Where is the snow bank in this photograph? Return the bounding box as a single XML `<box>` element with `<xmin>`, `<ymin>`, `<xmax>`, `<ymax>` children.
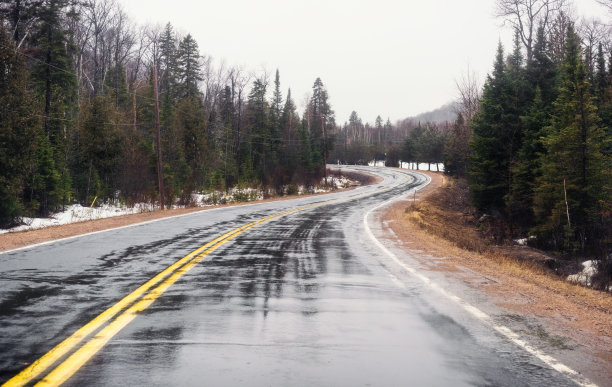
<box><xmin>1</xmin><ymin>175</ymin><xmax>358</xmax><ymax>234</ymax></box>
<box><xmin>399</xmin><ymin>161</ymin><xmax>445</xmax><ymax>172</ymax></box>
<box><xmin>0</xmin><ymin>203</ymin><xmax>155</xmax><ymax>235</ymax></box>
<box><xmin>312</xmin><ymin>175</ymin><xmax>356</xmax><ymax>193</ymax></box>
<box><xmin>567</xmin><ymin>260</ymin><xmax>598</xmax><ymax>287</ymax></box>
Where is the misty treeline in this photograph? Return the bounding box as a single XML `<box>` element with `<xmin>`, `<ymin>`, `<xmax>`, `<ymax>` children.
<box><xmin>329</xmin><ymin>111</ymin><xmax>448</xmax><ymax>171</ymax></box>
<box><xmin>446</xmin><ymin>0</ymin><xmax>612</xmax><ymax>260</ymax></box>
<box><xmin>0</xmin><ymin>0</ymin><xmax>337</xmax><ymax>226</ymax></box>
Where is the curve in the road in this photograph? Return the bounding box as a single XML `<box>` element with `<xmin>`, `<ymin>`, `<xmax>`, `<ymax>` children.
<box><xmin>362</xmin><ymin>172</ymin><xmax>596</xmax><ymax>387</ymax></box>
<box><xmin>3</xmin><ymin>171</ymin><xmax>413</xmax><ymax>387</ymax></box>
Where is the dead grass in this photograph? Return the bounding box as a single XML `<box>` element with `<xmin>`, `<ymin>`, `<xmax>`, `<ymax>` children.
<box><xmin>405</xmin><ymin>176</ymin><xmax>558</xmax><ymax>267</ymax></box>
<box><xmin>382</xmin><ymin>171</ymin><xmax>612</xmax><ymax>384</ymax></box>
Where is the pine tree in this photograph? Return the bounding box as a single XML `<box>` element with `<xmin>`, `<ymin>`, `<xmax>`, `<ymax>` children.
<box><xmin>175</xmin><ymin>34</ymin><xmax>202</xmax><ymax>99</ymax></box>
<box><xmin>309</xmin><ymin>78</ymin><xmax>334</xmax><ymax>175</ymax></box>
<box><xmin>507</xmin><ymin>88</ymin><xmax>549</xmax><ymax>230</ymax></box>
<box><xmin>533</xmin><ymin>25</ymin><xmax>611</xmax><ymax>252</ymax></box>
<box><xmin>279</xmin><ymin>88</ymin><xmax>299</xmax><ymax>170</ymax></box>
<box><xmin>175</xmin><ymin>96</ymin><xmax>208</xmax><ymax>193</ymax></box>
<box><xmin>269</xmin><ymin>70</ymin><xmax>283</xmax><ymax>180</ymax></box>
<box><xmin>0</xmin><ymin>25</ymin><xmax>40</xmax><ymax>224</ymax></box>
<box><xmin>78</xmin><ymin>96</ymin><xmax>125</xmax><ymax>202</ymax></box>
<box><xmin>30</xmin><ymin>0</ymin><xmax>76</xmax><ymax>213</ymax></box>
<box><xmin>270</xmin><ymin>69</ymin><xmax>283</xmax><ymax>133</ymax></box>
<box><xmin>245</xmin><ymin>78</ymin><xmax>270</xmax><ymax>181</ymax></box>
<box><xmin>159</xmin><ymin>23</ymin><xmax>178</xmax><ymax>99</ymax></box>
<box><xmin>526</xmin><ymin>25</ymin><xmax>557</xmax><ymax>109</ymax></box>
<box><xmin>469</xmin><ymin>43</ymin><xmax>514</xmax><ymax>213</ymax></box>
<box><xmin>443</xmin><ymin>113</ymin><xmax>471</xmax><ymax>177</ymax></box>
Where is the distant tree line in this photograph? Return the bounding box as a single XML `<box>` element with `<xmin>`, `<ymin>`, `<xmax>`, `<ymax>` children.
<box><xmin>445</xmin><ymin>5</ymin><xmax>611</xmax><ymax>258</ymax></box>
<box><xmin>330</xmin><ymin>111</ymin><xmax>449</xmax><ymax>170</ymax></box>
<box><xmin>0</xmin><ymin>0</ymin><xmax>333</xmax><ymax>226</ymax></box>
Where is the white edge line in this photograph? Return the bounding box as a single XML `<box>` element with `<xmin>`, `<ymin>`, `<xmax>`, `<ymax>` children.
<box><xmin>363</xmin><ymin>171</ymin><xmax>597</xmax><ymax>387</ymax></box>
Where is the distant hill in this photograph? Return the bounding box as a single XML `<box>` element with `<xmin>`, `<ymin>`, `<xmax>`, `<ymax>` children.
<box><xmin>407</xmin><ymin>102</ymin><xmax>457</xmax><ymax>124</ymax></box>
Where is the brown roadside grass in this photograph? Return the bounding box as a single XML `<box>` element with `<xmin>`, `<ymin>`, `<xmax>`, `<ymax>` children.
<box><xmin>383</xmin><ymin>171</ymin><xmax>612</xmax><ymax>384</ymax></box>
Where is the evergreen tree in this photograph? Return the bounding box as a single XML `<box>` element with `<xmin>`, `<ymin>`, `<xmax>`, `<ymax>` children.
<box><xmin>270</xmin><ymin>69</ymin><xmax>283</xmax><ymax>134</ymax></box>
<box><xmin>507</xmin><ymin>88</ymin><xmax>549</xmax><ymax>230</ymax></box>
<box><xmin>159</xmin><ymin>23</ymin><xmax>178</xmax><ymax>99</ymax></box>
<box><xmin>30</xmin><ymin>0</ymin><xmax>76</xmax><ymax>213</ymax></box>
<box><xmin>0</xmin><ymin>0</ymin><xmax>42</xmax><ymax>44</ymax></box>
<box><xmin>175</xmin><ymin>96</ymin><xmax>208</xmax><ymax>193</ymax></box>
<box><xmin>309</xmin><ymin>78</ymin><xmax>334</xmax><ymax>175</ymax></box>
<box><xmin>245</xmin><ymin>78</ymin><xmax>270</xmax><ymax>181</ymax></box>
<box><xmin>269</xmin><ymin>70</ymin><xmax>283</xmax><ymax>181</ymax></box>
<box><xmin>526</xmin><ymin>25</ymin><xmax>557</xmax><ymax>109</ymax></box>
<box><xmin>175</xmin><ymin>34</ymin><xmax>202</xmax><ymax>99</ymax></box>
<box><xmin>218</xmin><ymin>85</ymin><xmax>237</xmax><ymax>190</ymax></box>
<box><xmin>533</xmin><ymin>25</ymin><xmax>611</xmax><ymax>252</ymax></box>
<box><xmin>469</xmin><ymin>43</ymin><xmax>514</xmax><ymax>213</ymax></box>
<box><xmin>279</xmin><ymin>88</ymin><xmax>299</xmax><ymax>172</ymax></box>
<box><xmin>0</xmin><ymin>25</ymin><xmax>40</xmax><ymax>224</ymax></box>
<box><xmin>77</xmin><ymin>96</ymin><xmax>125</xmax><ymax>202</ymax></box>
<box><xmin>443</xmin><ymin>113</ymin><xmax>471</xmax><ymax>177</ymax></box>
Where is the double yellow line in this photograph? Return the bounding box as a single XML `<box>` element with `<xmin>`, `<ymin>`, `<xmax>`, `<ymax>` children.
<box><xmin>4</xmin><ymin>174</ymin><xmax>411</xmax><ymax>387</ymax></box>
<box><xmin>4</xmin><ymin>205</ymin><xmax>313</xmax><ymax>387</ymax></box>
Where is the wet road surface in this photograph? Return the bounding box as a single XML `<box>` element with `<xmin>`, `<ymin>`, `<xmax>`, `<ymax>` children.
<box><xmin>0</xmin><ymin>167</ymin><xmax>585</xmax><ymax>386</ymax></box>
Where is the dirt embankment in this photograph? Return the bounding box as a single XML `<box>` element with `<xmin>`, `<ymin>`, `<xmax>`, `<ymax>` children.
<box><xmin>383</xmin><ymin>171</ymin><xmax>612</xmax><ymax>384</ymax></box>
<box><xmin>0</xmin><ymin>169</ymin><xmax>378</xmax><ymax>252</ymax></box>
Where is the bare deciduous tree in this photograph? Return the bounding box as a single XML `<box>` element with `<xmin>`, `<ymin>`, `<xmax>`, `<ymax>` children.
<box><xmin>495</xmin><ymin>0</ymin><xmax>567</xmax><ymax>61</ymax></box>
<box><xmin>548</xmin><ymin>10</ymin><xmax>574</xmax><ymax>65</ymax></box>
<box><xmin>579</xmin><ymin>18</ymin><xmax>611</xmax><ymax>77</ymax></box>
<box><xmin>455</xmin><ymin>66</ymin><xmax>481</xmax><ymax>123</ymax></box>
<box><xmin>595</xmin><ymin>0</ymin><xmax>612</xmax><ymax>13</ymax></box>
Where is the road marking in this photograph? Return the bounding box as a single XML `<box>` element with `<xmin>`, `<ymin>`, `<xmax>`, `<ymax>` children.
<box><xmin>0</xmin><ymin>197</ymin><xmax>320</xmax><ymax>256</ymax></box>
<box><xmin>4</xmin><ymin>207</ymin><xmax>306</xmax><ymax>387</ymax></box>
<box><xmin>4</xmin><ymin>169</ymin><xmax>413</xmax><ymax>387</ymax></box>
<box><xmin>362</xmin><ymin>172</ymin><xmax>597</xmax><ymax>387</ymax></box>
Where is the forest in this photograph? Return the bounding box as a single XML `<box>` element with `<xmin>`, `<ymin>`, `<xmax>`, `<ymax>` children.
<box><xmin>445</xmin><ymin>1</ymin><xmax>612</xmax><ymax>261</ymax></box>
<box><xmin>0</xmin><ymin>0</ymin><xmax>344</xmax><ymax>227</ymax></box>
<box><xmin>0</xmin><ymin>0</ymin><xmax>453</xmax><ymax>229</ymax></box>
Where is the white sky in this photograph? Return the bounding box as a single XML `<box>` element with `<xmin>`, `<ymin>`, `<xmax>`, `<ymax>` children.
<box><xmin>119</xmin><ymin>0</ymin><xmax>609</xmax><ymax>124</ymax></box>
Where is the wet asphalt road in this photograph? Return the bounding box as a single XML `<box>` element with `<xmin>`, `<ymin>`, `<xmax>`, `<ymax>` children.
<box><xmin>0</xmin><ymin>166</ymin><xmax>581</xmax><ymax>386</ymax></box>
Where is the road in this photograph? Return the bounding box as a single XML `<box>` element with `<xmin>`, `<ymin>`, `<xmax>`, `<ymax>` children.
<box><xmin>0</xmin><ymin>166</ymin><xmax>589</xmax><ymax>386</ymax></box>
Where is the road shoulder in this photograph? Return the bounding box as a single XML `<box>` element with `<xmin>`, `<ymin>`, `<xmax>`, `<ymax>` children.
<box><xmin>380</xmin><ymin>170</ymin><xmax>612</xmax><ymax>386</ymax></box>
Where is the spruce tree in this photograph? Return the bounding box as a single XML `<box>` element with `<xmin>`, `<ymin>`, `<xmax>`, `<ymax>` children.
<box><xmin>0</xmin><ymin>25</ymin><xmax>40</xmax><ymax>224</ymax></box>
<box><xmin>245</xmin><ymin>78</ymin><xmax>270</xmax><ymax>181</ymax></box>
<box><xmin>533</xmin><ymin>25</ymin><xmax>611</xmax><ymax>252</ymax></box>
<box><xmin>175</xmin><ymin>96</ymin><xmax>208</xmax><ymax>192</ymax></box>
<box><xmin>309</xmin><ymin>78</ymin><xmax>334</xmax><ymax>175</ymax></box>
<box><xmin>507</xmin><ymin>88</ymin><xmax>549</xmax><ymax>230</ymax></box>
<box><xmin>28</xmin><ymin>0</ymin><xmax>76</xmax><ymax>213</ymax></box>
<box><xmin>469</xmin><ymin>43</ymin><xmax>514</xmax><ymax>214</ymax></box>
<box><xmin>176</xmin><ymin>34</ymin><xmax>202</xmax><ymax>99</ymax></box>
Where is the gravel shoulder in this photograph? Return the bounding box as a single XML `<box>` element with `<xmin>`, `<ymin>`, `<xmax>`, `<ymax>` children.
<box><xmin>382</xmin><ymin>170</ymin><xmax>612</xmax><ymax>386</ymax></box>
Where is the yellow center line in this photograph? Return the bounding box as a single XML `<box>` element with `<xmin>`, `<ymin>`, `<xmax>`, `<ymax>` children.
<box><xmin>4</xmin><ymin>174</ymin><xmax>412</xmax><ymax>387</ymax></box>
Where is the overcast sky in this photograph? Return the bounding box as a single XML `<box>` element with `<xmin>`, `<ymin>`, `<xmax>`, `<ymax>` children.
<box><xmin>118</xmin><ymin>0</ymin><xmax>608</xmax><ymax>124</ymax></box>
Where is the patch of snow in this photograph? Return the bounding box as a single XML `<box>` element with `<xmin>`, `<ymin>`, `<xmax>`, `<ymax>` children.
<box><xmin>0</xmin><ymin>203</ymin><xmax>157</xmax><ymax>234</ymax></box>
<box><xmin>514</xmin><ymin>236</ymin><xmax>535</xmax><ymax>246</ymax></box>
<box><xmin>399</xmin><ymin>161</ymin><xmax>445</xmax><ymax>172</ymax></box>
<box><xmin>313</xmin><ymin>176</ymin><xmax>358</xmax><ymax>193</ymax></box>
<box><xmin>515</xmin><ymin>238</ymin><xmax>528</xmax><ymax>246</ymax></box>
<box><xmin>567</xmin><ymin>260</ymin><xmax>598</xmax><ymax>287</ymax></box>
<box><xmin>1</xmin><ymin>175</ymin><xmax>358</xmax><ymax>234</ymax></box>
